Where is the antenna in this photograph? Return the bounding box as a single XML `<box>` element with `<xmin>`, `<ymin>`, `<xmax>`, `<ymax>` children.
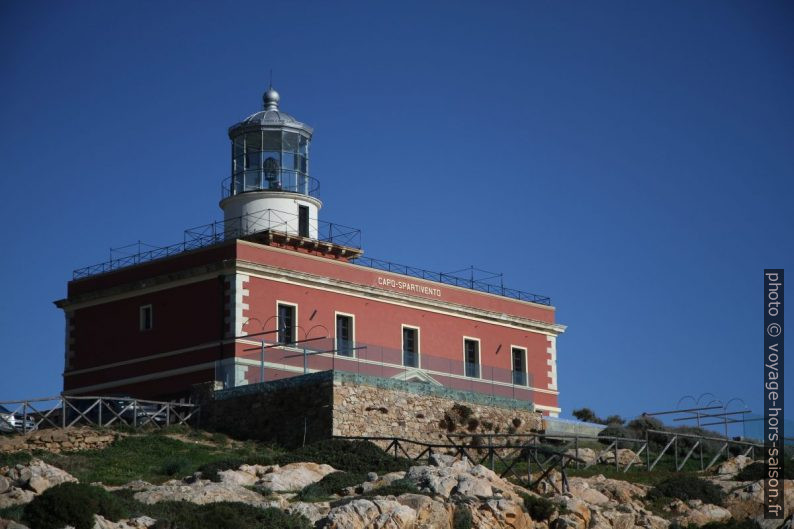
<box><xmin>269</xmin><ymin>69</ymin><xmax>273</xmax><ymax>88</ymax></box>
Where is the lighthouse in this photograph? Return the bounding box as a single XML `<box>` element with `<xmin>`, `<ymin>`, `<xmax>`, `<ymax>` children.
<box><xmin>221</xmin><ymin>87</ymin><xmax>320</xmax><ymax>239</ymax></box>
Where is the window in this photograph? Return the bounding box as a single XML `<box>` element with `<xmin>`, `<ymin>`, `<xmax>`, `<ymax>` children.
<box><xmin>298</xmin><ymin>205</ymin><xmax>309</xmax><ymax>238</ymax></box>
<box><xmin>464</xmin><ymin>338</ymin><xmax>480</xmax><ymax>378</ymax></box>
<box><xmin>512</xmin><ymin>347</ymin><xmax>527</xmax><ymax>386</ymax></box>
<box><xmin>336</xmin><ymin>314</ymin><xmax>354</xmax><ymax>357</ymax></box>
<box><xmin>139</xmin><ymin>305</ymin><xmax>152</xmax><ymax>331</ymax></box>
<box><xmin>402</xmin><ymin>326</ymin><xmax>419</xmax><ymax>367</ymax></box>
<box><xmin>277</xmin><ymin>303</ymin><xmax>296</xmax><ymax>345</ymax></box>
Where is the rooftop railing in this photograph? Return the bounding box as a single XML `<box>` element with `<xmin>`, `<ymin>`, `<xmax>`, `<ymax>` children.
<box><xmin>72</xmin><ymin>208</ymin><xmax>361</xmax><ymax>279</ymax></box>
<box><xmin>215</xmin><ymin>337</ymin><xmax>536</xmax><ymax>404</ymax></box>
<box><xmin>351</xmin><ymin>258</ymin><xmax>551</xmax><ymax>305</ymax></box>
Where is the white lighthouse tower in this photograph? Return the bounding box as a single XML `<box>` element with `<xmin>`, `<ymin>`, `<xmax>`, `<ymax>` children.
<box><xmin>220</xmin><ymin>86</ymin><xmax>321</xmax><ymax>239</ymax></box>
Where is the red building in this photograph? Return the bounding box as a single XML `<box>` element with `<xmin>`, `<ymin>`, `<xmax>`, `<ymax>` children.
<box><xmin>56</xmin><ymin>87</ymin><xmax>565</xmax><ymax>416</ymax></box>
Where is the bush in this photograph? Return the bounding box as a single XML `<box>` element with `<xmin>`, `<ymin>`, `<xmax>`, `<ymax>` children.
<box><xmin>160</xmin><ymin>457</ymin><xmax>190</xmax><ymax>477</ymax></box>
<box><xmin>736</xmin><ymin>461</ymin><xmax>794</xmax><ymax>481</ymax></box>
<box><xmin>521</xmin><ymin>492</ymin><xmax>557</xmax><ymax>521</ymax></box>
<box><xmin>672</xmin><ymin>519</ymin><xmax>762</xmax><ymax>529</ymax></box>
<box><xmin>197</xmin><ymin>458</ymin><xmax>245</xmax><ymax>482</ymax></box>
<box><xmin>368</xmin><ymin>478</ymin><xmax>419</xmax><ymax>497</ymax></box>
<box><xmin>572</xmin><ymin>408</ymin><xmax>600</xmax><ymax>423</ymax></box>
<box><xmin>23</xmin><ymin>483</ymin><xmax>126</xmax><ymax>529</ymax></box>
<box><xmin>647</xmin><ymin>476</ymin><xmax>725</xmax><ymax>505</ymax></box>
<box><xmin>296</xmin><ymin>471</ymin><xmax>366</xmax><ymax>501</ymax></box>
<box><xmin>605</xmin><ymin>415</ymin><xmax>625</xmax><ymax>425</ymax></box>
<box><xmin>148</xmin><ymin>502</ymin><xmax>311</xmax><ymax>529</ymax></box>
<box><xmin>453</xmin><ymin>504</ymin><xmax>473</xmax><ymax>529</ymax></box>
<box><xmin>626</xmin><ymin>416</ymin><xmax>666</xmax><ymax>446</ymax></box>
<box><xmin>598</xmin><ymin>425</ymin><xmax>630</xmax><ymax>445</ymax></box>
<box><xmin>282</xmin><ymin>440</ymin><xmax>408</xmax><ymax>473</ymax></box>
<box><xmin>451</xmin><ymin>404</ymin><xmax>474</xmax><ymax>423</ymax></box>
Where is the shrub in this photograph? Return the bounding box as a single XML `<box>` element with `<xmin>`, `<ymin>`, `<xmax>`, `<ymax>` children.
<box><xmin>160</xmin><ymin>457</ymin><xmax>190</xmax><ymax>477</ymax></box>
<box><xmin>647</xmin><ymin>476</ymin><xmax>725</xmax><ymax>505</ymax></box>
<box><xmin>626</xmin><ymin>416</ymin><xmax>666</xmax><ymax>446</ymax></box>
<box><xmin>369</xmin><ymin>478</ymin><xmax>419</xmax><ymax>497</ymax></box>
<box><xmin>23</xmin><ymin>483</ymin><xmax>126</xmax><ymax>529</ymax></box>
<box><xmin>210</xmin><ymin>432</ymin><xmax>229</xmax><ymax>445</ymax></box>
<box><xmin>296</xmin><ymin>472</ymin><xmax>366</xmax><ymax>501</ymax></box>
<box><xmin>572</xmin><ymin>408</ymin><xmax>600</xmax><ymax>423</ymax></box>
<box><xmin>148</xmin><ymin>502</ymin><xmax>311</xmax><ymax>529</ymax></box>
<box><xmin>451</xmin><ymin>404</ymin><xmax>473</xmax><ymax>424</ymax></box>
<box><xmin>605</xmin><ymin>415</ymin><xmax>625</xmax><ymax>425</ymax></box>
<box><xmin>466</xmin><ymin>418</ymin><xmax>479</xmax><ymax>432</ymax></box>
<box><xmin>521</xmin><ymin>492</ymin><xmax>557</xmax><ymax>521</ymax></box>
<box><xmin>598</xmin><ymin>425</ymin><xmax>630</xmax><ymax>445</ymax></box>
<box><xmin>736</xmin><ymin>462</ymin><xmax>794</xmax><ymax>481</ymax></box>
<box><xmin>453</xmin><ymin>504</ymin><xmax>473</xmax><ymax>529</ymax></box>
<box><xmin>197</xmin><ymin>458</ymin><xmax>245</xmax><ymax>482</ymax></box>
<box><xmin>512</xmin><ymin>418</ymin><xmax>522</xmax><ymax>428</ymax></box>
<box><xmin>282</xmin><ymin>440</ymin><xmax>409</xmax><ymax>473</ymax></box>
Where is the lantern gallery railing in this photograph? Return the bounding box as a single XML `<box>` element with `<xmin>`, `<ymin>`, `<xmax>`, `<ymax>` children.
<box><xmin>221</xmin><ymin>171</ymin><xmax>320</xmax><ymax>200</ymax></box>
<box><xmin>72</xmin><ymin>208</ymin><xmax>362</xmax><ymax>279</ymax></box>
<box><xmin>215</xmin><ymin>337</ymin><xmax>536</xmax><ymax>404</ymax></box>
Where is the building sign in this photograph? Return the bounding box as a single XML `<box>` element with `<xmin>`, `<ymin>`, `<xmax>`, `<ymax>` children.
<box><xmin>376</xmin><ymin>276</ymin><xmax>442</xmax><ymax>297</ymax></box>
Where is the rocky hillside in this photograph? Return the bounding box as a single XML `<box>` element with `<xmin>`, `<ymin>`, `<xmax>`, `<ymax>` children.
<box><xmin>0</xmin><ymin>428</ymin><xmax>791</xmax><ymax>529</ymax></box>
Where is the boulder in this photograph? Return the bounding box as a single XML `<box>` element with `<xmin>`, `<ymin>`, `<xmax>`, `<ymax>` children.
<box><xmin>0</xmin><ymin>487</ymin><xmax>36</xmax><ymax>509</ymax></box>
<box><xmin>598</xmin><ymin>449</ymin><xmax>641</xmax><ymax>466</ymax></box>
<box><xmin>471</xmin><ymin>498</ymin><xmax>532</xmax><ymax>529</ymax></box>
<box><xmin>322</xmin><ymin>498</ymin><xmax>417</xmax><ymax>529</ymax></box>
<box><xmin>0</xmin><ymin>477</ymin><xmax>10</xmax><ymax>495</ymax></box>
<box><xmin>670</xmin><ymin>501</ymin><xmax>732</xmax><ymax>527</ymax></box>
<box><xmin>396</xmin><ymin>494</ymin><xmax>451</xmax><ymax>529</ymax></box>
<box><xmin>93</xmin><ymin>515</ymin><xmax>157</xmax><ymax>528</ymax></box>
<box><xmin>132</xmin><ymin>480</ymin><xmax>276</xmax><ymax>507</ymax></box>
<box><xmin>288</xmin><ymin>501</ymin><xmax>331</xmax><ymax>524</ymax></box>
<box><xmin>0</xmin><ymin>519</ymin><xmax>30</xmax><ymax>529</ymax></box>
<box><xmin>565</xmin><ymin>448</ymin><xmax>597</xmax><ymax>465</ymax></box>
<box><xmin>256</xmin><ymin>462</ymin><xmax>337</xmax><ymax>492</ymax></box>
<box><xmin>717</xmin><ymin>455</ymin><xmax>753</xmax><ymax>476</ymax></box>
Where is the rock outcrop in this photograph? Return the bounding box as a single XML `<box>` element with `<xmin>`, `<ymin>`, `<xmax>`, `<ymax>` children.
<box><xmin>0</xmin><ymin>459</ymin><xmax>77</xmax><ymax>508</ymax></box>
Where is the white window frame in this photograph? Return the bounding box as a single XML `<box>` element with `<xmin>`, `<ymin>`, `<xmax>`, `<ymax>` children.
<box><xmin>510</xmin><ymin>345</ymin><xmax>529</xmax><ymax>386</ymax></box>
<box><xmin>139</xmin><ymin>304</ymin><xmax>153</xmax><ymax>332</ymax></box>
<box><xmin>334</xmin><ymin>311</ymin><xmax>356</xmax><ymax>358</ymax></box>
<box><xmin>401</xmin><ymin>324</ymin><xmax>421</xmax><ymax>368</ymax></box>
<box><xmin>462</xmin><ymin>336</ymin><xmax>481</xmax><ymax>379</ymax></box>
<box><xmin>275</xmin><ymin>300</ymin><xmax>299</xmax><ymax>348</ymax></box>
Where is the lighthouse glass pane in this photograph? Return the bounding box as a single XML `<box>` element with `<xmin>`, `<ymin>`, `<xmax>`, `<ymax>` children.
<box><xmin>299</xmin><ymin>155</ymin><xmax>308</xmax><ymax>174</ymax></box>
<box><xmin>233</xmin><ymin>137</ymin><xmax>244</xmax><ymax>158</ymax></box>
<box><xmin>245</xmin><ymin>131</ymin><xmax>262</xmax><ymax>152</ymax></box>
<box><xmin>281</xmin><ymin>152</ymin><xmax>296</xmax><ymax>171</ymax></box>
<box><xmin>262</xmin><ymin>131</ymin><xmax>281</xmax><ymax>150</ymax></box>
<box><xmin>299</xmin><ymin>135</ymin><xmax>309</xmax><ymax>156</ymax></box>
<box><xmin>282</xmin><ymin>131</ymin><xmax>299</xmax><ymax>152</ymax></box>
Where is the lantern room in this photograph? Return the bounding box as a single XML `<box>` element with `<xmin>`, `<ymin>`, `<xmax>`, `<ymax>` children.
<box><xmin>220</xmin><ymin>87</ymin><xmax>321</xmax><ymax>239</ymax></box>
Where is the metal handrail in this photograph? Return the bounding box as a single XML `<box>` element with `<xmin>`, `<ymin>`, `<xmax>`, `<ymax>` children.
<box><xmin>72</xmin><ymin>208</ymin><xmax>362</xmax><ymax>279</ymax></box>
<box><xmin>351</xmin><ymin>256</ymin><xmax>551</xmax><ymax>305</ymax></box>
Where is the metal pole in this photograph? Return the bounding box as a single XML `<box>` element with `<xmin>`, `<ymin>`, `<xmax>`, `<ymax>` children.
<box><xmin>575</xmin><ymin>435</ymin><xmax>580</xmax><ymax>469</ymax></box>
<box><xmin>303</xmin><ymin>347</ymin><xmax>307</xmax><ymax>374</ymax></box>
<box><xmin>260</xmin><ymin>340</ymin><xmax>265</xmax><ymax>383</ymax></box>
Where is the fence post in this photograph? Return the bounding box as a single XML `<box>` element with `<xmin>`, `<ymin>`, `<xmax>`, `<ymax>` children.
<box><xmin>614</xmin><ymin>438</ymin><xmax>619</xmax><ymax>471</ymax></box>
<box><xmin>98</xmin><ymin>398</ymin><xmax>103</xmax><ymax>427</ymax></box>
<box><xmin>574</xmin><ymin>435</ymin><xmax>580</xmax><ymax>469</ymax></box>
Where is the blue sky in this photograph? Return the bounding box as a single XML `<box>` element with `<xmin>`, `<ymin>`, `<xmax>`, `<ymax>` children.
<box><xmin>1</xmin><ymin>1</ymin><xmax>791</xmax><ymax>431</ymax></box>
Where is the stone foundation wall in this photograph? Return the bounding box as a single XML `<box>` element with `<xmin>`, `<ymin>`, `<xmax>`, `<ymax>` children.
<box><xmin>332</xmin><ymin>372</ymin><xmax>543</xmax><ymax>447</ymax></box>
<box><xmin>0</xmin><ymin>427</ymin><xmax>117</xmax><ymax>454</ymax></box>
<box><xmin>203</xmin><ymin>371</ymin><xmax>543</xmax><ymax>449</ymax></box>
<box><xmin>201</xmin><ymin>372</ymin><xmax>334</xmax><ymax>447</ymax></box>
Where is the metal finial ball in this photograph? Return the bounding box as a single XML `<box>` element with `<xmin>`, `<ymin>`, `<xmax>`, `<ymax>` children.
<box><xmin>263</xmin><ymin>88</ymin><xmax>280</xmax><ymax>110</ymax></box>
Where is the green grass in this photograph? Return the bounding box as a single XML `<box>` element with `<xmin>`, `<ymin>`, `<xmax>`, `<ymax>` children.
<box><xmin>36</xmin><ymin>434</ymin><xmax>285</xmax><ymax>486</ymax></box>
